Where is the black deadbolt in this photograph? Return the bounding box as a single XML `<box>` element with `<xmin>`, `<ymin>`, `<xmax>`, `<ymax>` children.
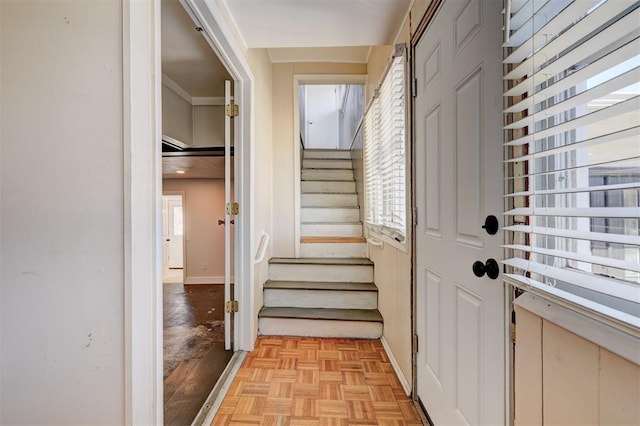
<box><xmin>482</xmin><ymin>215</ymin><xmax>499</xmax><ymax>235</ymax></box>
<box><xmin>472</xmin><ymin>258</ymin><xmax>500</xmax><ymax>280</ymax></box>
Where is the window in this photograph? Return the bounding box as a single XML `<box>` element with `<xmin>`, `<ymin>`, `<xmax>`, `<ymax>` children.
<box><xmin>364</xmin><ymin>49</ymin><xmax>407</xmax><ymax>246</ymax></box>
<box><xmin>503</xmin><ymin>0</ymin><xmax>640</xmax><ymax>326</ymax></box>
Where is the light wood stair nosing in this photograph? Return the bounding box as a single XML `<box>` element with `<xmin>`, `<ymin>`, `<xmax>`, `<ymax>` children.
<box><xmin>269</xmin><ymin>257</ymin><xmax>373</xmax><ymax>265</ymax></box>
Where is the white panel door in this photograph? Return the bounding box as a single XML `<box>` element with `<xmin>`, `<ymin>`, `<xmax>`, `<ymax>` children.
<box><xmin>415</xmin><ymin>0</ymin><xmax>505</xmax><ymax>424</ymax></box>
<box><xmin>167</xmin><ymin>197</ymin><xmax>184</xmax><ymax>269</ymax></box>
<box><xmin>305</xmin><ymin>85</ymin><xmax>340</xmax><ymax>149</ymax></box>
<box><xmin>224</xmin><ymin>80</ymin><xmax>233</xmax><ymax>350</ymax></box>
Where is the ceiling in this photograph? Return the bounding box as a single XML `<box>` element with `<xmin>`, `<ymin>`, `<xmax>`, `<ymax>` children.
<box><xmin>222</xmin><ymin>0</ymin><xmax>412</xmax><ymax>50</ymax></box>
<box><xmin>163</xmin><ymin>156</ymin><xmax>233</xmax><ymax>179</ymax></box>
<box><xmin>161</xmin><ymin>0</ymin><xmax>231</xmax><ymax>97</ymax></box>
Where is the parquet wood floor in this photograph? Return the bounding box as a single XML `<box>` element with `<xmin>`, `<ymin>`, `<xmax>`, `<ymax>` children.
<box><xmin>212</xmin><ymin>336</ymin><xmax>425</xmax><ymax>425</ymax></box>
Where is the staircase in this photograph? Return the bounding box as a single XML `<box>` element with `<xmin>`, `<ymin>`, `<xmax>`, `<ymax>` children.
<box><xmin>258</xmin><ymin>149</ymin><xmax>383</xmax><ymax>338</ymax></box>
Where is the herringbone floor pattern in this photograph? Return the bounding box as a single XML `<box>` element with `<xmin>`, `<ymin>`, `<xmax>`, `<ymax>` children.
<box><xmin>212</xmin><ymin>336</ymin><xmax>424</xmax><ymax>425</ymax></box>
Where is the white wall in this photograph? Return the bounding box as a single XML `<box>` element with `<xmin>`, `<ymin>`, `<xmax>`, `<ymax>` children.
<box><xmin>193</xmin><ymin>105</ymin><xmax>226</xmax><ymax>147</ymax></box>
<box><xmin>1</xmin><ymin>1</ymin><xmax>125</xmax><ymax>422</ymax></box>
<box><xmin>163</xmin><ymin>84</ymin><xmax>193</xmax><ymax>144</ymax></box>
<box><xmin>246</xmin><ymin>48</ymin><xmax>274</xmax><ymax>324</ymax></box>
<box><xmin>163</xmin><ymin>179</ymin><xmax>234</xmax><ymax>283</ymax></box>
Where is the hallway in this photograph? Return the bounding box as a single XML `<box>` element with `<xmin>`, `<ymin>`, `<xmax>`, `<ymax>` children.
<box><xmin>213</xmin><ymin>337</ymin><xmax>424</xmax><ymax>424</ymax></box>
<box><xmin>164</xmin><ymin>283</ymin><xmax>233</xmax><ymax>425</ymax></box>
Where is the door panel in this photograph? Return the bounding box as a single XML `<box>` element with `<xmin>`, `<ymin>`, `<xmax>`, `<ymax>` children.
<box><xmin>454</xmin><ymin>67</ymin><xmax>483</xmax><ymax>246</ymax></box>
<box><xmin>168</xmin><ymin>198</ymin><xmax>184</xmax><ymax>269</ymax></box>
<box><xmin>415</xmin><ymin>0</ymin><xmax>505</xmax><ymax>424</ymax></box>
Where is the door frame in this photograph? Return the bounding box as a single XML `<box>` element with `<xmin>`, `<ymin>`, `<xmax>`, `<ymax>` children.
<box><xmin>123</xmin><ymin>0</ymin><xmax>255</xmax><ymax>423</ymax></box>
<box><xmin>292</xmin><ymin>74</ymin><xmax>367</xmax><ymax>257</ymax></box>
<box><xmin>409</xmin><ymin>0</ymin><xmax>513</xmax><ymax>423</ymax></box>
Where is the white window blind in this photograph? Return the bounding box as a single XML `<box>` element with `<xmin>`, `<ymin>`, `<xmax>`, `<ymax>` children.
<box><xmin>503</xmin><ymin>0</ymin><xmax>640</xmax><ymax>326</ymax></box>
<box><xmin>364</xmin><ymin>52</ymin><xmax>407</xmax><ymax>243</ymax></box>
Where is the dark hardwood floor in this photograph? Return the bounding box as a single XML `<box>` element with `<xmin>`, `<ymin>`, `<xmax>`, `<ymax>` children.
<box><xmin>164</xmin><ymin>281</ymin><xmax>233</xmax><ymax>426</ymax></box>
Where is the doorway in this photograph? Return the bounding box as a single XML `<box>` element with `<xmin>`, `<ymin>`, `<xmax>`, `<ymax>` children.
<box><xmin>299</xmin><ymin>84</ymin><xmax>365</xmax><ymax>150</ymax></box>
<box><xmin>413</xmin><ymin>0</ymin><xmax>506</xmax><ymax>424</ymax></box>
<box><xmin>160</xmin><ymin>0</ymin><xmax>238</xmax><ymax>423</ymax></box>
<box><xmin>163</xmin><ymin>194</ymin><xmax>184</xmax><ymax>283</ymax></box>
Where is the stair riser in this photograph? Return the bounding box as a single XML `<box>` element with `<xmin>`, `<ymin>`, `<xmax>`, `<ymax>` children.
<box><xmin>302</xmin><ymin>193</ymin><xmax>358</xmax><ymax>207</ymax></box>
<box><xmin>301</xmin><ymin>181</ymin><xmax>356</xmax><ymax>193</ymax></box>
<box><xmin>264</xmin><ymin>289</ymin><xmax>377</xmax><ymax>309</ymax></box>
<box><xmin>300</xmin><ymin>243</ymin><xmax>368</xmax><ymax>258</ymax></box>
<box><xmin>303</xmin><ymin>159</ymin><xmax>352</xmax><ymax>169</ymax></box>
<box><xmin>301</xmin><ymin>208</ymin><xmax>359</xmax><ymax>222</ymax></box>
<box><xmin>258</xmin><ymin>318</ymin><xmax>382</xmax><ymax>339</ymax></box>
<box><xmin>270</xmin><ymin>264</ymin><xmax>373</xmax><ymax>283</ymax></box>
<box><xmin>302</xmin><ymin>169</ymin><xmax>354</xmax><ymax>181</ymax></box>
<box><xmin>301</xmin><ymin>223</ymin><xmax>362</xmax><ymax>237</ymax></box>
<box><xmin>304</xmin><ymin>150</ymin><xmax>351</xmax><ymax>159</ymax></box>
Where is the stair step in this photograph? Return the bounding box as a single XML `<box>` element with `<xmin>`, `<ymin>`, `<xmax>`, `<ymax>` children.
<box><xmin>263</xmin><ymin>281</ymin><xmax>378</xmax><ymax>309</ymax></box>
<box><xmin>258</xmin><ymin>307</ymin><xmax>383</xmax><ymax>338</ymax></box>
<box><xmin>301</xmin><ymin>207</ymin><xmax>360</xmax><ymax>222</ymax></box>
<box><xmin>302</xmin><ymin>193</ymin><xmax>358</xmax><ymax>207</ymax></box>
<box><xmin>269</xmin><ymin>257</ymin><xmax>373</xmax><ymax>265</ymax></box>
<box><xmin>300</xmin><ymin>241</ymin><xmax>368</xmax><ymax>258</ymax></box>
<box><xmin>264</xmin><ymin>280</ymin><xmax>377</xmax><ymax>291</ymax></box>
<box><xmin>300</xmin><ymin>236</ymin><xmax>366</xmax><ymax>243</ymax></box>
<box><xmin>304</xmin><ymin>149</ymin><xmax>351</xmax><ymax>159</ymax></box>
<box><xmin>301</xmin><ymin>180</ymin><xmax>356</xmax><ymax>194</ymax></box>
<box><xmin>259</xmin><ymin>306</ymin><xmax>382</xmax><ymax>321</ymax></box>
<box><xmin>301</xmin><ymin>222</ymin><xmax>362</xmax><ymax>237</ymax></box>
<box><xmin>303</xmin><ymin>159</ymin><xmax>352</xmax><ymax>169</ymax></box>
<box><xmin>269</xmin><ymin>257</ymin><xmax>373</xmax><ymax>282</ymax></box>
<box><xmin>302</xmin><ymin>169</ymin><xmax>354</xmax><ymax>181</ymax></box>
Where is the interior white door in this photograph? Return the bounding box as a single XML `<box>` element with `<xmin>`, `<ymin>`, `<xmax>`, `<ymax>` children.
<box><xmin>414</xmin><ymin>0</ymin><xmax>505</xmax><ymax>424</ymax></box>
<box><xmin>305</xmin><ymin>85</ymin><xmax>339</xmax><ymax>149</ymax></box>
<box><xmin>167</xmin><ymin>197</ymin><xmax>184</xmax><ymax>269</ymax></box>
<box><xmin>224</xmin><ymin>80</ymin><xmax>232</xmax><ymax>350</ymax></box>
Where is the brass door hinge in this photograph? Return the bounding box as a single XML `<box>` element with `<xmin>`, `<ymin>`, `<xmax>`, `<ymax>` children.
<box><xmin>413</xmin><ymin>334</ymin><xmax>419</xmax><ymax>353</ymax></box>
<box><xmin>226</xmin><ymin>202</ymin><xmax>239</xmax><ymax>215</ymax></box>
<box><xmin>225</xmin><ymin>300</ymin><xmax>239</xmax><ymax>313</ymax></box>
<box><xmin>226</xmin><ymin>103</ymin><xmax>239</xmax><ymax>118</ymax></box>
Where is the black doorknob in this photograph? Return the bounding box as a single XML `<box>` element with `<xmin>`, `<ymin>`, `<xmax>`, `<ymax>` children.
<box><xmin>482</xmin><ymin>215</ymin><xmax>499</xmax><ymax>235</ymax></box>
<box><xmin>472</xmin><ymin>258</ymin><xmax>500</xmax><ymax>279</ymax></box>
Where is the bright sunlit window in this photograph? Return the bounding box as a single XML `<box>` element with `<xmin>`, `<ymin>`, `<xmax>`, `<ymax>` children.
<box><xmin>503</xmin><ymin>0</ymin><xmax>640</xmax><ymax>325</ymax></box>
<box><xmin>363</xmin><ymin>51</ymin><xmax>407</xmax><ymax>247</ymax></box>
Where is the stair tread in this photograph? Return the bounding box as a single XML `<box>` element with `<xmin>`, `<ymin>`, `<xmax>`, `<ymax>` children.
<box><xmin>302</xmin><ymin>168</ymin><xmax>354</xmax><ymax>171</ymax></box>
<box><xmin>304</xmin><ymin>149</ymin><xmax>350</xmax><ymax>152</ymax></box>
<box><xmin>302</xmin><ymin>206</ymin><xmax>359</xmax><ymax>209</ymax></box>
<box><xmin>264</xmin><ymin>280</ymin><xmax>377</xmax><ymax>291</ymax></box>
<box><xmin>302</xmin><ymin>179</ymin><xmax>354</xmax><ymax>182</ymax></box>
<box><xmin>302</xmin><ymin>221</ymin><xmax>362</xmax><ymax>225</ymax></box>
<box><xmin>301</xmin><ymin>237</ymin><xmax>366</xmax><ymax>243</ymax></box>
<box><xmin>259</xmin><ymin>307</ymin><xmax>383</xmax><ymax>322</ymax></box>
<box><xmin>269</xmin><ymin>257</ymin><xmax>373</xmax><ymax>265</ymax></box>
<box><xmin>302</xmin><ymin>192</ymin><xmax>357</xmax><ymax>195</ymax></box>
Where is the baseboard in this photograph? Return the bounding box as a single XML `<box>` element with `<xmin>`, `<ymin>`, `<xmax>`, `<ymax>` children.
<box><xmin>380</xmin><ymin>335</ymin><xmax>411</xmax><ymax>396</ymax></box>
<box><xmin>184</xmin><ymin>276</ymin><xmax>235</xmax><ymax>285</ymax></box>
